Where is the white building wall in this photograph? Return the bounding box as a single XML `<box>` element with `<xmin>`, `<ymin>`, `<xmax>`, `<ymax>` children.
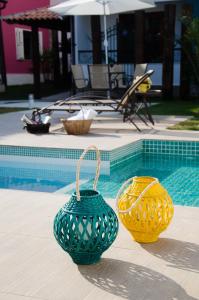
<box><xmin>6</xmin><ymin>74</ymin><xmax>45</xmax><ymax>86</ymax></box>
<box><xmin>50</xmin><ymin>0</ymin><xmax>66</xmax><ymax>5</ymax></box>
<box><xmin>75</xmin><ymin>16</ymin><xmax>92</xmax><ymax>63</ymax></box>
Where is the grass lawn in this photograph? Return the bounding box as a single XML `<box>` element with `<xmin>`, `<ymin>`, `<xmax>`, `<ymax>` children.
<box><xmin>0</xmin><ymin>82</ymin><xmax>66</xmax><ymax>100</ymax></box>
<box><xmin>168</xmin><ymin>118</ymin><xmax>199</xmax><ymax>131</ymax></box>
<box><xmin>149</xmin><ymin>100</ymin><xmax>199</xmax><ymax>116</ymax></box>
<box><xmin>0</xmin><ymin>108</ymin><xmax>27</xmax><ymax>114</ymax></box>
<box><xmin>149</xmin><ymin>100</ymin><xmax>199</xmax><ymax>131</ymax></box>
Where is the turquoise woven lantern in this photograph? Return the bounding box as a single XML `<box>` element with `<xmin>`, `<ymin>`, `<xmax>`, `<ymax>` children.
<box><xmin>53</xmin><ymin>145</ymin><xmax>119</xmax><ymax>265</ymax></box>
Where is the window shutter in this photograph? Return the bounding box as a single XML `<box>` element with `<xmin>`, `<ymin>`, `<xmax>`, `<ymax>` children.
<box><xmin>15</xmin><ymin>28</ymin><xmax>24</xmax><ymax>60</ymax></box>
<box><xmin>39</xmin><ymin>31</ymin><xmax>43</xmax><ymax>55</ymax></box>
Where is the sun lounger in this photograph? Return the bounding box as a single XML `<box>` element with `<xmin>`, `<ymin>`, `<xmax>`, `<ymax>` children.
<box><xmin>71</xmin><ymin>64</ymin><xmax>89</xmax><ymax>93</ymax></box>
<box><xmin>39</xmin><ymin>70</ymin><xmax>155</xmax><ymax>131</ymax></box>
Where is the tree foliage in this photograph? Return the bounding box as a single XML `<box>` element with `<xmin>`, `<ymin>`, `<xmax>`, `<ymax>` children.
<box><xmin>180</xmin><ymin>16</ymin><xmax>199</xmax><ymax>85</ymax></box>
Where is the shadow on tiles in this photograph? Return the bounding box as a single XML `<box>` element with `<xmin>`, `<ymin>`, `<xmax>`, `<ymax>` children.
<box><xmin>78</xmin><ymin>258</ymin><xmax>197</xmax><ymax>300</ymax></box>
<box><xmin>141</xmin><ymin>238</ymin><xmax>199</xmax><ymax>273</ymax></box>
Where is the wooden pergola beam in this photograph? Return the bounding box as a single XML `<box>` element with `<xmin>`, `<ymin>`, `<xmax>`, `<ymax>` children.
<box><xmin>61</xmin><ymin>28</ymin><xmax>69</xmax><ymax>87</ymax></box>
<box><xmin>0</xmin><ymin>10</ymin><xmax>7</xmax><ymax>86</ymax></box>
<box><xmin>4</xmin><ymin>11</ymin><xmax>71</xmax><ymax>97</ymax></box>
<box><xmin>6</xmin><ymin>19</ymin><xmax>68</xmax><ymax>31</ymax></box>
<box><xmin>4</xmin><ymin>8</ymin><xmax>70</xmax><ymax>31</ymax></box>
<box><xmin>52</xmin><ymin>30</ymin><xmax>61</xmax><ymax>87</ymax></box>
<box><xmin>32</xmin><ymin>25</ymin><xmax>41</xmax><ymax>99</ymax></box>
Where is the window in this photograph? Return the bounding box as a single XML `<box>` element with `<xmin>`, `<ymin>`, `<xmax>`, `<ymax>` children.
<box><xmin>15</xmin><ymin>28</ymin><xmax>43</xmax><ymax>60</ymax></box>
<box><xmin>144</xmin><ymin>12</ymin><xmax>164</xmax><ymax>63</ymax></box>
<box><xmin>117</xmin><ymin>14</ymin><xmax>135</xmax><ymax>63</ymax></box>
<box><xmin>117</xmin><ymin>12</ymin><xmax>164</xmax><ymax>64</ymax></box>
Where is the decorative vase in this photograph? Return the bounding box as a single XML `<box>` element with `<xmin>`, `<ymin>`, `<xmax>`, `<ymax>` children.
<box><xmin>136</xmin><ymin>77</ymin><xmax>152</xmax><ymax>93</ymax></box>
<box><xmin>53</xmin><ymin>145</ymin><xmax>119</xmax><ymax>264</ymax></box>
<box><xmin>116</xmin><ymin>176</ymin><xmax>174</xmax><ymax>243</ymax></box>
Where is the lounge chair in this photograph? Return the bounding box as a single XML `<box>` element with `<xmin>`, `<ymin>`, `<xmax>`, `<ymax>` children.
<box><xmin>39</xmin><ymin>70</ymin><xmax>155</xmax><ymax>131</ymax></box>
<box><xmin>134</xmin><ymin>63</ymin><xmax>148</xmax><ymax>79</ymax></box>
<box><xmin>88</xmin><ymin>64</ymin><xmax>118</xmax><ymax>97</ymax></box>
<box><xmin>110</xmin><ymin>64</ymin><xmax>126</xmax><ymax>89</ymax></box>
<box><xmin>71</xmin><ymin>64</ymin><xmax>89</xmax><ymax>93</ymax></box>
<box><xmin>72</xmin><ymin>64</ymin><xmax>117</xmax><ymax>98</ymax></box>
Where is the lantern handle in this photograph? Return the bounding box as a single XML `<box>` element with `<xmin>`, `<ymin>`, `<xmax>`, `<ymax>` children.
<box><xmin>116</xmin><ymin>176</ymin><xmax>159</xmax><ymax>214</ymax></box>
<box><xmin>76</xmin><ymin>145</ymin><xmax>101</xmax><ymax>201</ymax></box>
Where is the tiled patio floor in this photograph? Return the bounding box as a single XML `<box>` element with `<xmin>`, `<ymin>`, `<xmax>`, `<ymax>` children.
<box><xmin>0</xmin><ymin>189</ymin><xmax>198</xmax><ymax>300</ymax></box>
<box><xmin>0</xmin><ymin>109</ymin><xmax>198</xmax><ymax>150</ymax></box>
<box><xmin>0</xmin><ymin>106</ymin><xmax>199</xmax><ymax>299</ymax></box>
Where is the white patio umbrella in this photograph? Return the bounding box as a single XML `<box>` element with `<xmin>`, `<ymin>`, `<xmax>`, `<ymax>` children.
<box><xmin>49</xmin><ymin>0</ymin><xmax>155</xmax><ymax>64</ymax></box>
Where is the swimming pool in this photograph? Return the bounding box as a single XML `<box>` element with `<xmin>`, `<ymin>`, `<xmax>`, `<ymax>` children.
<box><xmin>0</xmin><ymin>159</ymin><xmax>76</xmax><ymax>193</ymax></box>
<box><xmin>0</xmin><ymin>149</ymin><xmax>198</xmax><ymax>207</ymax></box>
<box><xmin>81</xmin><ymin>153</ymin><xmax>199</xmax><ymax>207</ymax></box>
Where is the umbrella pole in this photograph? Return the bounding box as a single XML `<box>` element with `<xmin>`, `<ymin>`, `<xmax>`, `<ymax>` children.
<box><xmin>103</xmin><ymin>1</ymin><xmax>110</xmax><ymax>98</ymax></box>
<box><xmin>103</xmin><ymin>2</ymin><xmax>108</xmax><ymax>65</ymax></box>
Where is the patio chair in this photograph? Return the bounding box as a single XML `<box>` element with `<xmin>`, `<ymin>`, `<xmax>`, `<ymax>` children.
<box><xmin>134</xmin><ymin>64</ymin><xmax>162</xmax><ymax>99</ymax></box>
<box><xmin>110</xmin><ymin>64</ymin><xmax>126</xmax><ymax>89</ymax></box>
<box><xmin>134</xmin><ymin>63</ymin><xmax>148</xmax><ymax>80</ymax></box>
<box><xmin>88</xmin><ymin>64</ymin><xmax>117</xmax><ymax>97</ymax></box>
<box><xmin>71</xmin><ymin>64</ymin><xmax>89</xmax><ymax>93</ymax></box>
<box><xmin>110</xmin><ymin>63</ymin><xmax>148</xmax><ymax>89</ymax></box>
<box><xmin>39</xmin><ymin>70</ymin><xmax>155</xmax><ymax>131</ymax></box>
<box><xmin>71</xmin><ymin>64</ymin><xmax>117</xmax><ymax>99</ymax></box>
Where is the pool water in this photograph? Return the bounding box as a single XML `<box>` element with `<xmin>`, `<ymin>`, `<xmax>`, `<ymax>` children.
<box><xmin>0</xmin><ymin>153</ymin><xmax>198</xmax><ymax>207</ymax></box>
<box><xmin>0</xmin><ymin>160</ymin><xmax>76</xmax><ymax>193</ymax></box>
<box><xmin>77</xmin><ymin>154</ymin><xmax>199</xmax><ymax>207</ymax></box>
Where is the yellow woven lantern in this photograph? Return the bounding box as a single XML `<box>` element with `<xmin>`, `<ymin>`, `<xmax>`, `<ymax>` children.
<box><xmin>135</xmin><ymin>76</ymin><xmax>152</xmax><ymax>93</ymax></box>
<box><xmin>116</xmin><ymin>176</ymin><xmax>174</xmax><ymax>243</ymax></box>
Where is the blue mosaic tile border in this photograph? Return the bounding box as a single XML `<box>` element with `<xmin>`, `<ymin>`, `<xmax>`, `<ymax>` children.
<box><xmin>110</xmin><ymin>140</ymin><xmax>143</xmax><ymax>167</ymax></box>
<box><xmin>143</xmin><ymin>139</ymin><xmax>199</xmax><ymax>157</ymax></box>
<box><xmin>0</xmin><ymin>139</ymin><xmax>198</xmax><ymax>166</ymax></box>
<box><xmin>0</xmin><ymin>145</ymin><xmax>110</xmax><ymax>161</ymax></box>
<box><xmin>0</xmin><ymin>143</ymin><xmax>142</xmax><ymax>167</ymax></box>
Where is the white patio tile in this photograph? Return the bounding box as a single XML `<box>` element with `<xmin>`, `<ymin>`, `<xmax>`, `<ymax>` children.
<box><xmin>0</xmin><ymin>189</ymin><xmax>198</xmax><ymax>299</ymax></box>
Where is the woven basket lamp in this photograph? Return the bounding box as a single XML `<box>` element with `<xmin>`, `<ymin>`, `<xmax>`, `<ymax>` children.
<box><xmin>54</xmin><ymin>145</ymin><xmax>119</xmax><ymax>265</ymax></box>
<box><xmin>116</xmin><ymin>176</ymin><xmax>174</xmax><ymax>243</ymax></box>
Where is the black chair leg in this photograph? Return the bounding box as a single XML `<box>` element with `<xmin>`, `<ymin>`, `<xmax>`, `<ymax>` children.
<box><xmin>142</xmin><ymin>96</ymin><xmax>155</xmax><ymax>125</ymax></box>
<box><xmin>127</xmin><ymin>116</ymin><xmax>141</xmax><ymax>131</ymax></box>
<box><xmin>136</xmin><ymin>112</ymin><xmax>150</xmax><ymax>127</ymax></box>
<box><xmin>124</xmin><ymin>110</ymin><xmax>141</xmax><ymax>131</ymax></box>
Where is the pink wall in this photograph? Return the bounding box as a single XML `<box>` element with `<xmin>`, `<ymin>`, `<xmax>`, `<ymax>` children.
<box><xmin>2</xmin><ymin>0</ymin><xmax>50</xmax><ymax>74</ymax></box>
